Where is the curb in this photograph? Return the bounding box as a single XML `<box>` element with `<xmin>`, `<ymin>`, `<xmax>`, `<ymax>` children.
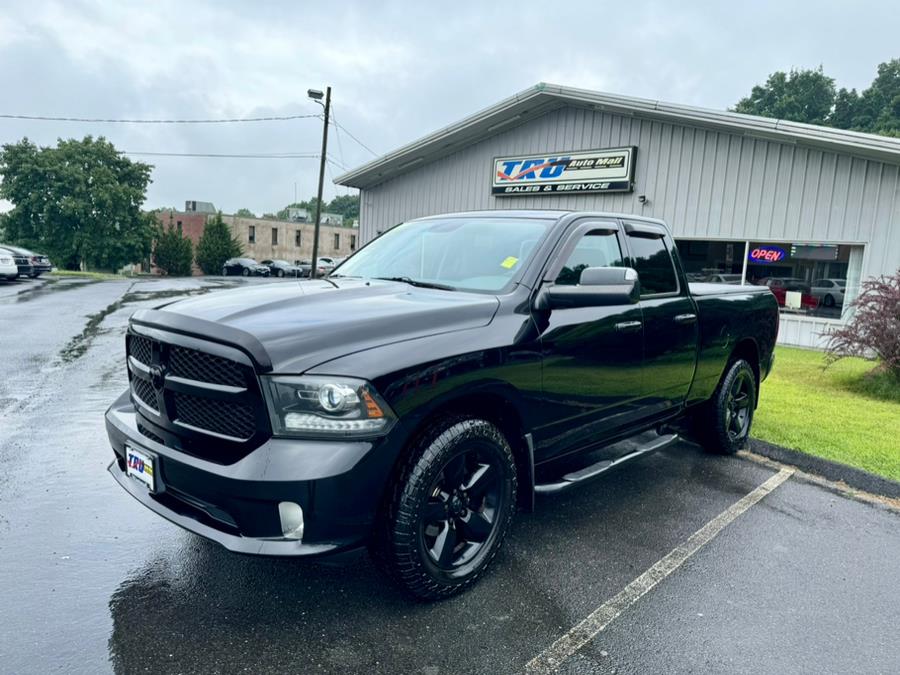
<box><xmin>749</xmin><ymin>439</ymin><xmax>900</xmax><ymax>500</ymax></box>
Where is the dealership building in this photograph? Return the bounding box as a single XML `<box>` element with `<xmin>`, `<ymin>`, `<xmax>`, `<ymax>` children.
<box><xmin>337</xmin><ymin>83</ymin><xmax>900</xmax><ymax>347</ymax></box>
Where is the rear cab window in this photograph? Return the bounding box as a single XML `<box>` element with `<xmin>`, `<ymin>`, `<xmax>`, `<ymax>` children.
<box><xmin>624</xmin><ymin>223</ymin><xmax>679</xmax><ymax>296</ymax></box>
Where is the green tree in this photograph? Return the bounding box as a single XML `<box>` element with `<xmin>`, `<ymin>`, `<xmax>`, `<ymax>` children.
<box><xmin>327</xmin><ymin>194</ymin><xmax>360</xmax><ymax>224</ymax></box>
<box><xmin>855</xmin><ymin>59</ymin><xmax>900</xmax><ymax>136</ymax></box>
<box><xmin>275</xmin><ymin>197</ymin><xmax>328</xmax><ymax>221</ymax></box>
<box><xmin>235</xmin><ymin>208</ymin><xmax>256</xmax><ymax>218</ymax></box>
<box><xmin>0</xmin><ymin>136</ymin><xmax>154</xmax><ymax>270</ymax></box>
<box><xmin>733</xmin><ymin>67</ymin><xmax>836</xmax><ymax>126</ymax></box>
<box><xmin>153</xmin><ymin>223</ymin><xmax>194</xmax><ymax>276</ymax></box>
<box><xmin>196</xmin><ymin>212</ymin><xmax>242</xmax><ymax>274</ymax></box>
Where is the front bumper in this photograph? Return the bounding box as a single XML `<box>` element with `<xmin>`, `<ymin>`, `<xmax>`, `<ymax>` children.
<box><xmin>106</xmin><ymin>392</ymin><xmax>400</xmax><ymax>556</ymax></box>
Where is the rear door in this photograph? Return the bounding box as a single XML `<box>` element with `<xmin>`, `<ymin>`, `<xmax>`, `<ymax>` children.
<box><xmin>535</xmin><ymin>221</ymin><xmax>645</xmax><ymax>460</ymax></box>
<box><xmin>622</xmin><ymin>222</ymin><xmax>698</xmax><ymax>417</ymax></box>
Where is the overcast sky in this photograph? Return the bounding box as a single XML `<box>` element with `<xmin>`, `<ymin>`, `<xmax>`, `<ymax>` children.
<box><xmin>1</xmin><ymin>1</ymin><xmax>897</xmax><ymax>215</ymax></box>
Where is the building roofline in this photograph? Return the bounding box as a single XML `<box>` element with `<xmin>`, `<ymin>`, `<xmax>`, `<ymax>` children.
<box><xmin>335</xmin><ymin>82</ymin><xmax>900</xmax><ymax>190</ymax></box>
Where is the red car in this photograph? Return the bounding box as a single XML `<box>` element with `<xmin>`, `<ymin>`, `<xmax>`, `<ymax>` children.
<box><xmin>759</xmin><ymin>278</ymin><xmax>819</xmax><ymax>310</ymax></box>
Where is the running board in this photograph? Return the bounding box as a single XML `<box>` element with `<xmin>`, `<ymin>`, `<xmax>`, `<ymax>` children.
<box><xmin>534</xmin><ymin>433</ymin><xmax>680</xmax><ymax>494</ymax></box>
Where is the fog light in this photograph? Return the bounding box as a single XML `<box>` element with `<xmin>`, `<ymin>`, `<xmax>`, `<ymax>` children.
<box><xmin>278</xmin><ymin>501</ymin><xmax>304</xmax><ymax>540</ymax></box>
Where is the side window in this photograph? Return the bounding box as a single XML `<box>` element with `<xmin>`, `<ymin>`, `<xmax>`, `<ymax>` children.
<box><xmin>555</xmin><ymin>230</ymin><xmax>624</xmax><ymax>286</ymax></box>
<box><xmin>628</xmin><ymin>235</ymin><xmax>678</xmax><ymax>295</ymax></box>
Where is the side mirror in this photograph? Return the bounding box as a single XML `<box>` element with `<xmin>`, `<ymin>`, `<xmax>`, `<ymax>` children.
<box><xmin>537</xmin><ymin>267</ymin><xmax>640</xmax><ymax>309</ymax></box>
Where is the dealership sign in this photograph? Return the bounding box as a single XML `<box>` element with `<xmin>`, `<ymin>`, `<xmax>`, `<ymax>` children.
<box><xmin>748</xmin><ymin>245</ymin><xmax>787</xmax><ymax>264</ymax></box>
<box><xmin>492</xmin><ymin>147</ymin><xmax>636</xmax><ymax>196</ymax></box>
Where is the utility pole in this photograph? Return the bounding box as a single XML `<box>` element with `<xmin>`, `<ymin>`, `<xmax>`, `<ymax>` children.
<box><xmin>309</xmin><ymin>85</ymin><xmax>331</xmax><ymax>279</ymax></box>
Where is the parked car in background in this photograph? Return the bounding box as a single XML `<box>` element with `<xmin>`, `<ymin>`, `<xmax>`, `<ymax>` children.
<box><xmin>222</xmin><ymin>258</ymin><xmax>271</xmax><ymax>277</ymax></box>
<box><xmin>811</xmin><ymin>278</ymin><xmax>846</xmax><ymax>307</ymax></box>
<box><xmin>0</xmin><ymin>246</ymin><xmax>33</xmax><ymax>278</ymax></box>
<box><xmin>0</xmin><ymin>249</ymin><xmax>18</xmax><ymax>280</ymax></box>
<box><xmin>705</xmin><ymin>273</ymin><xmax>742</xmax><ymax>284</ymax></box>
<box><xmin>260</xmin><ymin>259</ymin><xmax>306</xmax><ymax>278</ymax></box>
<box><xmin>293</xmin><ymin>258</ymin><xmax>332</xmax><ymax>277</ymax></box>
<box><xmin>759</xmin><ymin>277</ymin><xmax>819</xmax><ymax>310</ymax></box>
<box><xmin>317</xmin><ymin>257</ymin><xmax>337</xmax><ymax>275</ymax></box>
<box><xmin>1</xmin><ymin>245</ymin><xmax>52</xmax><ymax>277</ymax></box>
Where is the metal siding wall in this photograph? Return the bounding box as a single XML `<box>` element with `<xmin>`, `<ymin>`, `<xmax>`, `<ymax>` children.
<box><xmin>358</xmin><ymin>105</ymin><xmax>900</xmax><ymax>298</ymax></box>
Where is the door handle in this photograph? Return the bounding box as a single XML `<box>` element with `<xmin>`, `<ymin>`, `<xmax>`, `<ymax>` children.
<box><xmin>674</xmin><ymin>313</ymin><xmax>697</xmax><ymax>325</ymax></box>
<box><xmin>615</xmin><ymin>320</ymin><xmax>642</xmax><ymax>333</ymax></box>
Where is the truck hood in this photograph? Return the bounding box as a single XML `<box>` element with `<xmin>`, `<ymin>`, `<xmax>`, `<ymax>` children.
<box><xmin>152</xmin><ymin>278</ymin><xmax>500</xmax><ymax>374</ymax></box>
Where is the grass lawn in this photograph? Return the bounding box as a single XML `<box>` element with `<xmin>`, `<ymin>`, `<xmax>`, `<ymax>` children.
<box><xmin>49</xmin><ymin>270</ymin><xmax>124</xmax><ymax>280</ymax></box>
<box><xmin>754</xmin><ymin>346</ymin><xmax>900</xmax><ymax>482</ymax></box>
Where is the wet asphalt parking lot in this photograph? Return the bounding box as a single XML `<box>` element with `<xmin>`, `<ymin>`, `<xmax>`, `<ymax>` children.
<box><xmin>1</xmin><ymin>275</ymin><xmax>899</xmax><ymax>674</ymax></box>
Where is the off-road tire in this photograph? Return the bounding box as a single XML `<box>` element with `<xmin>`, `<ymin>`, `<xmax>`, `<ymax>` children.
<box><xmin>695</xmin><ymin>358</ymin><xmax>757</xmax><ymax>455</ymax></box>
<box><xmin>371</xmin><ymin>417</ymin><xmax>517</xmax><ymax>601</ymax></box>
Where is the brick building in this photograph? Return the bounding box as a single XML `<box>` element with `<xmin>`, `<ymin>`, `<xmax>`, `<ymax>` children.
<box><xmin>223</xmin><ymin>214</ymin><xmax>358</xmax><ymax>263</ymax></box>
<box><xmin>150</xmin><ymin>209</ymin><xmax>359</xmax><ymax>275</ymax></box>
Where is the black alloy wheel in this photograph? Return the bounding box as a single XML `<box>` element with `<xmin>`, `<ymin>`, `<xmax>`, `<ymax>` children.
<box><xmin>421</xmin><ymin>447</ymin><xmax>503</xmax><ymax>570</ymax></box>
<box><xmin>724</xmin><ymin>368</ymin><xmax>753</xmax><ymax>442</ymax></box>
<box><xmin>372</xmin><ymin>417</ymin><xmax>517</xmax><ymax>600</ymax></box>
<box><xmin>695</xmin><ymin>358</ymin><xmax>757</xmax><ymax>455</ymax></box>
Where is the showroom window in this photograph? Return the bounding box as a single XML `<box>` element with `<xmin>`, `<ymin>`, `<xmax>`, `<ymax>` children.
<box><xmin>675</xmin><ymin>238</ymin><xmax>864</xmax><ymax>319</ymax></box>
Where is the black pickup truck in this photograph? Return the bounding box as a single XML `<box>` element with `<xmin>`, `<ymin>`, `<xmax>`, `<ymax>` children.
<box><xmin>106</xmin><ymin>210</ymin><xmax>778</xmax><ymax>599</ymax></box>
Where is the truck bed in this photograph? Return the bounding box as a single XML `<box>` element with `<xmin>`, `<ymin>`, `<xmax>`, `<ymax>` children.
<box><xmin>689</xmin><ymin>282</ymin><xmax>772</xmax><ymax>297</ymax></box>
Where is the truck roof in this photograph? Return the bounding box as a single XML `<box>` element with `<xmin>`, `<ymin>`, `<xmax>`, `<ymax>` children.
<box><xmin>411</xmin><ymin>210</ymin><xmax>669</xmax><ymax>227</ymax></box>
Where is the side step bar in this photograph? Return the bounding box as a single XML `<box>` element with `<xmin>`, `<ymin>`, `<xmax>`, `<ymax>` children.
<box><xmin>534</xmin><ymin>433</ymin><xmax>679</xmax><ymax>494</ymax></box>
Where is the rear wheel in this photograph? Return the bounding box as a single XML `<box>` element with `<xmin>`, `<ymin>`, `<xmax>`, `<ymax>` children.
<box><xmin>372</xmin><ymin>417</ymin><xmax>517</xmax><ymax>600</ymax></box>
<box><xmin>277</xmin><ymin>269</ymin><xmax>285</xmax><ymax>277</ymax></box>
<box><xmin>694</xmin><ymin>359</ymin><xmax>756</xmax><ymax>455</ymax></box>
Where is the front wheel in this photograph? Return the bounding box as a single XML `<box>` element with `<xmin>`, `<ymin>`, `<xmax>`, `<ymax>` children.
<box><xmin>241</xmin><ymin>267</ymin><xmax>250</xmax><ymax>277</ymax></box>
<box><xmin>694</xmin><ymin>359</ymin><xmax>757</xmax><ymax>455</ymax></box>
<box><xmin>372</xmin><ymin>417</ymin><xmax>517</xmax><ymax>600</ymax></box>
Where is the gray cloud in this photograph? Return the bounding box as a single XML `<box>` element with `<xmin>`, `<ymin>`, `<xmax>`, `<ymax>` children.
<box><xmin>1</xmin><ymin>0</ymin><xmax>896</xmax><ymax>215</ymax></box>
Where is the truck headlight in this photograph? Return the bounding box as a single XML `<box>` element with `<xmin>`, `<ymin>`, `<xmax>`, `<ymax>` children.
<box><xmin>263</xmin><ymin>375</ymin><xmax>397</xmax><ymax>438</ymax></box>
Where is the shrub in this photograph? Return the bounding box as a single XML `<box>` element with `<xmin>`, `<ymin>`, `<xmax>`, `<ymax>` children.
<box><xmin>153</xmin><ymin>224</ymin><xmax>194</xmax><ymax>276</ymax></box>
<box><xmin>196</xmin><ymin>212</ymin><xmax>242</xmax><ymax>274</ymax></box>
<box><xmin>824</xmin><ymin>269</ymin><xmax>900</xmax><ymax>378</ymax></box>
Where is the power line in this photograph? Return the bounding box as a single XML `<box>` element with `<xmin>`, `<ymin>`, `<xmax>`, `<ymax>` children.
<box><xmin>122</xmin><ymin>151</ymin><xmax>321</xmax><ymax>159</ymax></box>
<box><xmin>331</xmin><ymin>118</ymin><xmax>378</xmax><ymax>157</ymax></box>
<box><xmin>0</xmin><ymin>113</ymin><xmax>322</xmax><ymax>124</ymax></box>
<box><xmin>329</xmin><ymin>104</ymin><xmax>348</xmax><ymax>169</ymax></box>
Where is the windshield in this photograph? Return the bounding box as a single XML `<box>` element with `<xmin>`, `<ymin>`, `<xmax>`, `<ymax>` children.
<box><xmin>333</xmin><ymin>216</ymin><xmax>554</xmax><ymax>292</ymax></box>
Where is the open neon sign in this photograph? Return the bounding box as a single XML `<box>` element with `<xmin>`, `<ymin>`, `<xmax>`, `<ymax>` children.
<box><xmin>748</xmin><ymin>245</ymin><xmax>787</xmax><ymax>264</ymax></box>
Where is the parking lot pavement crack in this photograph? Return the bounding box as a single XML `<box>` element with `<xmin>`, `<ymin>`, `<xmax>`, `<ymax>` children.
<box><xmin>525</xmin><ymin>468</ymin><xmax>794</xmax><ymax>674</ymax></box>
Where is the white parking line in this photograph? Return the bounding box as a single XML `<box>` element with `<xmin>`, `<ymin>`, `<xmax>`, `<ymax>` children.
<box><xmin>525</xmin><ymin>468</ymin><xmax>794</xmax><ymax>674</ymax></box>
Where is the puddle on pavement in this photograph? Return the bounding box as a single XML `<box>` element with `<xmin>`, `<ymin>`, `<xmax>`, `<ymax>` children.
<box><xmin>11</xmin><ymin>277</ymin><xmax>102</xmax><ymax>303</ymax></box>
<box><xmin>57</xmin><ymin>283</ymin><xmax>226</xmax><ymax>363</ymax></box>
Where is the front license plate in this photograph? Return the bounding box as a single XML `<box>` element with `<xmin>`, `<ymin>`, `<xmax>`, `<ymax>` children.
<box><xmin>125</xmin><ymin>444</ymin><xmax>156</xmax><ymax>492</ymax></box>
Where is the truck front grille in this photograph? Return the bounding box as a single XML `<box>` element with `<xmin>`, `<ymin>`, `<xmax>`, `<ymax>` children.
<box><xmin>172</xmin><ymin>392</ymin><xmax>256</xmax><ymax>440</ymax></box>
<box><xmin>169</xmin><ymin>345</ymin><xmax>245</xmax><ymax>388</ymax></box>
<box><xmin>126</xmin><ymin>329</ymin><xmax>268</xmax><ymax>463</ymax></box>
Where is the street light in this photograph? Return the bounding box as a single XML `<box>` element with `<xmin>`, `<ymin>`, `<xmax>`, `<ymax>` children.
<box><xmin>308</xmin><ymin>86</ymin><xmax>330</xmax><ymax>278</ymax></box>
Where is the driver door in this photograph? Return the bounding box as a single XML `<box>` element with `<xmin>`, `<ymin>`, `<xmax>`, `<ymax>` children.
<box><xmin>534</xmin><ymin>222</ymin><xmax>645</xmax><ymax>461</ymax></box>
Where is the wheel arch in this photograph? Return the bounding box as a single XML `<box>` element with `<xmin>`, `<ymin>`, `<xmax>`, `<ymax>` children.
<box><xmin>390</xmin><ymin>383</ymin><xmax>534</xmax><ymax>513</ymax></box>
